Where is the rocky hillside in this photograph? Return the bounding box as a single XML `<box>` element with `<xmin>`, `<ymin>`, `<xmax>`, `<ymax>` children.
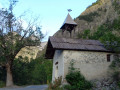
<box><xmin>16</xmin><ymin>42</ymin><xmax>47</xmax><ymax>61</ymax></box>
<box><xmin>54</xmin><ymin>0</ymin><xmax>120</xmax><ymax>38</ymax></box>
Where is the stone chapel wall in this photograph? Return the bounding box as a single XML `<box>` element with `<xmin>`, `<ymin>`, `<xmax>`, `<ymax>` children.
<box><xmin>63</xmin><ymin>50</ymin><xmax>114</xmax><ymax>81</ymax></box>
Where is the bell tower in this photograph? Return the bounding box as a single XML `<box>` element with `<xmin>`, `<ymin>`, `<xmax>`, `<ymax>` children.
<box><xmin>60</xmin><ymin>11</ymin><xmax>77</xmax><ymax>38</ymax></box>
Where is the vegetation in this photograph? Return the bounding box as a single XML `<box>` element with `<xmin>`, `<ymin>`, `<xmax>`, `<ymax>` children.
<box><xmin>109</xmin><ymin>56</ymin><xmax>120</xmax><ymax>87</ymax></box>
<box><xmin>77</xmin><ymin>16</ymin><xmax>120</xmax><ymax>51</ymax></box>
<box><xmin>0</xmin><ymin>66</ymin><xmax>6</xmax><ymax>88</ymax></box>
<box><xmin>78</xmin><ymin>12</ymin><xmax>100</xmax><ymax>22</ymax></box>
<box><xmin>78</xmin><ymin>14</ymin><xmax>120</xmax><ymax>88</ymax></box>
<box><xmin>77</xmin><ymin>29</ymin><xmax>91</xmax><ymax>39</ymax></box>
<box><xmin>0</xmin><ymin>0</ymin><xmax>44</xmax><ymax>86</ymax></box>
<box><xmin>48</xmin><ymin>76</ymin><xmax>63</xmax><ymax>90</ymax></box>
<box><xmin>87</xmin><ymin>0</ymin><xmax>101</xmax><ymax>9</ymax></box>
<box><xmin>0</xmin><ymin>55</ymin><xmax>52</xmax><ymax>86</ymax></box>
<box><xmin>112</xmin><ymin>0</ymin><xmax>120</xmax><ymax>13</ymax></box>
<box><xmin>64</xmin><ymin>60</ymin><xmax>93</xmax><ymax>90</ymax></box>
<box><xmin>0</xmin><ymin>81</ymin><xmax>5</xmax><ymax>88</ymax></box>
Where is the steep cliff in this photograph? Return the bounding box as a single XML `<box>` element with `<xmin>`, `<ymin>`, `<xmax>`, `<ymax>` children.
<box><xmin>54</xmin><ymin>0</ymin><xmax>120</xmax><ymax>38</ymax></box>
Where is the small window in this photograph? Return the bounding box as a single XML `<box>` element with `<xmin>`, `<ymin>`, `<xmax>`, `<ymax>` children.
<box><xmin>107</xmin><ymin>54</ymin><xmax>111</xmax><ymax>62</ymax></box>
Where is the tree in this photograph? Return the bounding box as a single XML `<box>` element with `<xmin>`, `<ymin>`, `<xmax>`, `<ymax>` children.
<box><xmin>0</xmin><ymin>0</ymin><xmax>44</xmax><ymax>87</ymax></box>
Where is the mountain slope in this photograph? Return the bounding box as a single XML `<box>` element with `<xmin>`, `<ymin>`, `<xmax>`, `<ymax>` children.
<box><xmin>54</xmin><ymin>0</ymin><xmax>120</xmax><ymax>38</ymax></box>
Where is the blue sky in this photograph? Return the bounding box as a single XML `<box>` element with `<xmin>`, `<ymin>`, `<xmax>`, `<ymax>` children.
<box><xmin>0</xmin><ymin>0</ymin><xmax>97</xmax><ymax>41</ymax></box>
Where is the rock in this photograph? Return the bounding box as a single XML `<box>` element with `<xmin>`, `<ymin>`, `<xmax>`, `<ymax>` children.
<box><xmin>91</xmin><ymin>77</ymin><xmax>119</xmax><ymax>90</ymax></box>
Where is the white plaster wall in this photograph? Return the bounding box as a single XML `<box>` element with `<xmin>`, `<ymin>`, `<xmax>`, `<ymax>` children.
<box><xmin>52</xmin><ymin>50</ymin><xmax>64</xmax><ymax>81</ymax></box>
<box><xmin>63</xmin><ymin>50</ymin><xmax>114</xmax><ymax>80</ymax></box>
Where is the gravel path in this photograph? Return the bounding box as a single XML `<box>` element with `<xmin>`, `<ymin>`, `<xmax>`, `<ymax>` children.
<box><xmin>0</xmin><ymin>85</ymin><xmax>48</xmax><ymax>90</ymax></box>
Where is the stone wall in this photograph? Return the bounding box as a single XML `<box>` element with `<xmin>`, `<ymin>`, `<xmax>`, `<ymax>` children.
<box><xmin>63</xmin><ymin>50</ymin><xmax>114</xmax><ymax>81</ymax></box>
<box><xmin>52</xmin><ymin>50</ymin><xmax>114</xmax><ymax>82</ymax></box>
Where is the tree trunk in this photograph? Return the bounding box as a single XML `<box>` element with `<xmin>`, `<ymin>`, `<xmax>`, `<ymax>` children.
<box><xmin>6</xmin><ymin>63</ymin><xmax>14</xmax><ymax>87</ymax></box>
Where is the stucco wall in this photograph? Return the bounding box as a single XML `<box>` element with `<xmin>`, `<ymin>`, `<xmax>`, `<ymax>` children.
<box><xmin>52</xmin><ymin>50</ymin><xmax>64</xmax><ymax>81</ymax></box>
<box><xmin>63</xmin><ymin>50</ymin><xmax>114</xmax><ymax>81</ymax></box>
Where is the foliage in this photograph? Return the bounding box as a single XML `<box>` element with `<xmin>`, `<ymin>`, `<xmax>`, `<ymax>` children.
<box><xmin>77</xmin><ymin>16</ymin><xmax>120</xmax><ymax>52</ymax></box>
<box><xmin>0</xmin><ymin>81</ymin><xmax>5</xmax><ymax>88</ymax></box>
<box><xmin>64</xmin><ymin>60</ymin><xmax>92</xmax><ymax>90</ymax></box>
<box><xmin>48</xmin><ymin>76</ymin><xmax>62</xmax><ymax>90</ymax></box>
<box><xmin>78</xmin><ymin>1</ymin><xmax>120</xmax><ymax>88</ymax></box>
<box><xmin>99</xmin><ymin>32</ymin><xmax>119</xmax><ymax>50</ymax></box>
<box><xmin>11</xmin><ymin>55</ymin><xmax>52</xmax><ymax>85</ymax></box>
<box><xmin>112</xmin><ymin>71</ymin><xmax>120</xmax><ymax>82</ymax></box>
<box><xmin>0</xmin><ymin>67</ymin><xmax>6</xmax><ymax>87</ymax></box>
<box><xmin>112</xmin><ymin>17</ymin><xmax>120</xmax><ymax>31</ymax></box>
<box><xmin>98</xmin><ymin>8</ymin><xmax>102</xmax><ymax>11</ymax></box>
<box><xmin>87</xmin><ymin>0</ymin><xmax>101</xmax><ymax>9</ymax></box>
<box><xmin>31</xmin><ymin>56</ymin><xmax>52</xmax><ymax>84</ymax></box>
<box><xmin>118</xmin><ymin>81</ymin><xmax>120</xmax><ymax>88</ymax></box>
<box><xmin>77</xmin><ymin>29</ymin><xmax>91</xmax><ymax>39</ymax></box>
<box><xmin>0</xmin><ymin>0</ymin><xmax>44</xmax><ymax>86</ymax></box>
<box><xmin>90</xmin><ymin>25</ymin><xmax>110</xmax><ymax>40</ymax></box>
<box><xmin>112</xmin><ymin>0</ymin><xmax>120</xmax><ymax>13</ymax></box>
<box><xmin>13</xmin><ymin>57</ymin><xmax>34</xmax><ymax>85</ymax></box>
<box><xmin>0</xmin><ymin>67</ymin><xmax>6</xmax><ymax>82</ymax></box>
<box><xmin>111</xmin><ymin>71</ymin><xmax>120</xmax><ymax>88</ymax></box>
<box><xmin>78</xmin><ymin>12</ymin><xmax>100</xmax><ymax>22</ymax></box>
<box><xmin>110</xmin><ymin>56</ymin><xmax>120</xmax><ymax>68</ymax></box>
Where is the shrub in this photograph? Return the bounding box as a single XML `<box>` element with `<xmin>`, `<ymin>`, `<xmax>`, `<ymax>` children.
<box><xmin>0</xmin><ymin>81</ymin><xmax>5</xmax><ymax>88</ymax></box>
<box><xmin>112</xmin><ymin>0</ymin><xmax>120</xmax><ymax>12</ymax></box>
<box><xmin>64</xmin><ymin>60</ymin><xmax>92</xmax><ymax>90</ymax></box>
<box><xmin>110</xmin><ymin>58</ymin><xmax>120</xmax><ymax>88</ymax></box>
<box><xmin>113</xmin><ymin>72</ymin><xmax>120</xmax><ymax>82</ymax></box>
<box><xmin>118</xmin><ymin>81</ymin><xmax>120</xmax><ymax>88</ymax></box>
<box><xmin>98</xmin><ymin>8</ymin><xmax>102</xmax><ymax>11</ymax></box>
<box><xmin>78</xmin><ymin>12</ymin><xmax>100</xmax><ymax>22</ymax></box>
<box><xmin>48</xmin><ymin>76</ymin><xmax>62</xmax><ymax>90</ymax></box>
<box><xmin>12</xmin><ymin>55</ymin><xmax>52</xmax><ymax>85</ymax></box>
<box><xmin>77</xmin><ymin>29</ymin><xmax>91</xmax><ymax>39</ymax></box>
<box><xmin>65</xmin><ymin>71</ymin><xmax>92</xmax><ymax>90</ymax></box>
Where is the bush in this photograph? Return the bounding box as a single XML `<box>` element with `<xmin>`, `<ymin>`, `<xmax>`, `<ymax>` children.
<box><xmin>110</xmin><ymin>58</ymin><xmax>120</xmax><ymax>88</ymax></box>
<box><xmin>65</xmin><ymin>71</ymin><xmax>92</xmax><ymax>90</ymax></box>
<box><xmin>48</xmin><ymin>76</ymin><xmax>62</xmax><ymax>90</ymax></box>
<box><xmin>0</xmin><ymin>67</ymin><xmax>6</xmax><ymax>83</ymax></box>
<box><xmin>64</xmin><ymin>60</ymin><xmax>92</xmax><ymax>90</ymax></box>
<box><xmin>113</xmin><ymin>72</ymin><xmax>120</xmax><ymax>82</ymax></box>
<box><xmin>0</xmin><ymin>81</ymin><xmax>5</xmax><ymax>88</ymax></box>
<box><xmin>112</xmin><ymin>0</ymin><xmax>120</xmax><ymax>12</ymax></box>
<box><xmin>12</xmin><ymin>55</ymin><xmax>52</xmax><ymax>85</ymax></box>
<box><xmin>78</xmin><ymin>12</ymin><xmax>100</xmax><ymax>22</ymax></box>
